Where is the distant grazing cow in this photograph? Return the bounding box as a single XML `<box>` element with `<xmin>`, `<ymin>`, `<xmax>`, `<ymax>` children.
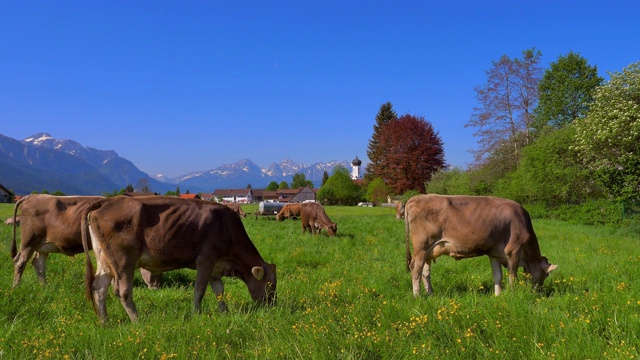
<box><xmin>300</xmin><ymin>202</ymin><xmax>337</xmax><ymax>236</ymax></box>
<box><xmin>395</xmin><ymin>202</ymin><xmax>405</xmax><ymax>220</ymax></box>
<box><xmin>83</xmin><ymin>196</ymin><xmax>277</xmax><ymax>322</ymax></box>
<box><xmin>276</xmin><ymin>203</ymin><xmax>302</xmax><ymax>221</ymax></box>
<box><xmin>405</xmin><ymin>194</ymin><xmax>556</xmax><ymax>296</ymax></box>
<box><xmin>226</xmin><ymin>203</ymin><xmax>247</xmax><ymax>219</ymax></box>
<box><xmin>11</xmin><ymin>194</ymin><xmax>160</xmax><ymax>288</ymax></box>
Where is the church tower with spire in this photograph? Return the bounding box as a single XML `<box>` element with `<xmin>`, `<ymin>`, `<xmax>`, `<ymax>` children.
<box><xmin>351</xmin><ymin>155</ymin><xmax>362</xmax><ymax>180</ymax></box>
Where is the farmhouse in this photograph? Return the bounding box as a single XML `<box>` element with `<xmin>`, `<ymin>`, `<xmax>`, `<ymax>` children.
<box><xmin>0</xmin><ymin>184</ymin><xmax>13</xmax><ymax>203</ymax></box>
<box><xmin>212</xmin><ymin>189</ymin><xmax>253</xmax><ymax>203</ymax></box>
<box><xmin>179</xmin><ymin>193</ymin><xmax>201</xmax><ymax>200</ymax></box>
<box><xmin>216</xmin><ymin>186</ymin><xmax>316</xmax><ymax>203</ymax></box>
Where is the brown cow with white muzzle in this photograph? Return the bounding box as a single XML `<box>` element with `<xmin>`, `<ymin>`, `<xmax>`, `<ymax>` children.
<box><xmin>405</xmin><ymin>194</ymin><xmax>556</xmax><ymax>296</ymax></box>
<box><xmin>82</xmin><ymin>195</ymin><xmax>277</xmax><ymax>322</ymax></box>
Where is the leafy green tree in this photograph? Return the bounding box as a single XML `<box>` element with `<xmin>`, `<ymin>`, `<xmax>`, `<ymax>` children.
<box><xmin>291</xmin><ymin>173</ymin><xmax>314</xmax><ymax>188</ymax></box>
<box><xmin>466</xmin><ymin>48</ymin><xmax>542</xmax><ymax>169</ymax></box>
<box><xmin>266</xmin><ymin>181</ymin><xmax>279</xmax><ymax>191</ymax></box>
<box><xmin>246</xmin><ymin>184</ymin><xmax>252</xmax><ymax>189</ymax></box>
<box><xmin>365</xmin><ymin>178</ymin><xmax>392</xmax><ymax>204</ymax></box>
<box><xmin>51</xmin><ymin>190</ymin><xmax>66</xmax><ymax>196</ymax></box>
<box><xmin>534</xmin><ymin>51</ymin><xmax>603</xmax><ymax>131</ymax></box>
<box><xmin>317</xmin><ymin>165</ymin><xmax>363</xmax><ymax>205</ymax></box>
<box><xmin>425</xmin><ymin>167</ymin><xmax>472</xmax><ymax>195</ymax></box>
<box><xmin>175</xmin><ymin>186</ymin><xmax>181</xmax><ymax>197</ymax></box>
<box><xmin>278</xmin><ymin>181</ymin><xmax>290</xmax><ymax>190</ymax></box>
<box><xmin>125</xmin><ymin>184</ymin><xmax>135</xmax><ymax>193</ymax></box>
<box><xmin>366</xmin><ymin>102</ymin><xmax>398</xmax><ymax>180</ymax></box>
<box><xmin>494</xmin><ymin>126</ymin><xmax>602</xmax><ymax>205</ymax></box>
<box><xmin>573</xmin><ymin>62</ymin><xmax>640</xmax><ymax>201</ymax></box>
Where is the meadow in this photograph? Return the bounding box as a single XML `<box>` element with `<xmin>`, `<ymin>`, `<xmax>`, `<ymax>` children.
<box><xmin>1</xmin><ymin>202</ymin><xmax>639</xmax><ymax>359</ymax></box>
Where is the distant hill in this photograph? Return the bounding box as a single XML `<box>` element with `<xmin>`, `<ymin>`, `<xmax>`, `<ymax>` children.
<box><xmin>0</xmin><ymin>132</ymin><xmax>354</xmax><ymax>196</ymax></box>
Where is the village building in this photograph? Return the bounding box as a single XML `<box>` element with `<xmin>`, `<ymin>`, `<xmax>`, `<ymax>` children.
<box><xmin>0</xmin><ymin>184</ymin><xmax>14</xmax><ymax>203</ymax></box>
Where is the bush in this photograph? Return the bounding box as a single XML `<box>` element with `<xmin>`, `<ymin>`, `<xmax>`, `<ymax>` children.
<box><xmin>524</xmin><ymin>199</ymin><xmax>627</xmax><ymax>226</ymax></box>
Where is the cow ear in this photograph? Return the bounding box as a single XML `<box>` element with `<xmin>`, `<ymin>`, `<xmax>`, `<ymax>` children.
<box><xmin>546</xmin><ymin>264</ymin><xmax>558</xmax><ymax>273</ymax></box>
<box><xmin>252</xmin><ymin>266</ymin><xmax>264</xmax><ymax>280</ymax></box>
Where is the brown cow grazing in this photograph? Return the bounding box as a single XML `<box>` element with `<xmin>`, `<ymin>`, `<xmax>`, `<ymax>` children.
<box><xmin>11</xmin><ymin>194</ymin><xmax>160</xmax><ymax>288</ymax></box>
<box><xmin>276</xmin><ymin>203</ymin><xmax>302</xmax><ymax>221</ymax></box>
<box><xmin>82</xmin><ymin>196</ymin><xmax>277</xmax><ymax>322</ymax></box>
<box><xmin>226</xmin><ymin>202</ymin><xmax>247</xmax><ymax>219</ymax></box>
<box><xmin>405</xmin><ymin>194</ymin><xmax>556</xmax><ymax>297</ymax></box>
<box><xmin>300</xmin><ymin>202</ymin><xmax>337</xmax><ymax>236</ymax></box>
<box><xmin>395</xmin><ymin>202</ymin><xmax>405</xmax><ymax>220</ymax></box>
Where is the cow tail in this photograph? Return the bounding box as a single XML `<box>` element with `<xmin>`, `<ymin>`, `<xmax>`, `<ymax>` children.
<box><xmin>405</xmin><ymin>204</ymin><xmax>412</xmax><ymax>272</ymax></box>
<box><xmin>10</xmin><ymin>196</ymin><xmax>28</xmax><ymax>260</ymax></box>
<box><xmin>82</xmin><ymin>200</ymin><xmax>101</xmax><ymax>314</ymax></box>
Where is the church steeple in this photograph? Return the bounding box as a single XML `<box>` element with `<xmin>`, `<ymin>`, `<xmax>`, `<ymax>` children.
<box><xmin>351</xmin><ymin>155</ymin><xmax>362</xmax><ymax>179</ymax></box>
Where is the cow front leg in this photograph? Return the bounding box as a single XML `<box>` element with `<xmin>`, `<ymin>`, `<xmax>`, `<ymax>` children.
<box><xmin>193</xmin><ymin>263</ymin><xmax>214</xmax><ymax>313</ymax></box>
<box><xmin>489</xmin><ymin>257</ymin><xmax>504</xmax><ymax>295</ymax></box>
<box><xmin>209</xmin><ymin>278</ymin><xmax>228</xmax><ymax>312</ymax></box>
<box><xmin>32</xmin><ymin>252</ymin><xmax>48</xmax><ymax>283</ymax></box>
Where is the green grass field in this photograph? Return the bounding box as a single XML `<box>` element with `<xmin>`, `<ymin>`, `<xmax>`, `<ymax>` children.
<box><xmin>1</xmin><ymin>202</ymin><xmax>639</xmax><ymax>359</ymax></box>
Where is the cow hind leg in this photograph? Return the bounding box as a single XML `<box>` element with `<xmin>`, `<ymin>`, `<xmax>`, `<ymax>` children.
<box><xmin>92</xmin><ymin>269</ymin><xmax>113</xmax><ymax>323</ymax></box>
<box><xmin>489</xmin><ymin>257</ymin><xmax>504</xmax><ymax>296</ymax></box>
<box><xmin>13</xmin><ymin>248</ymin><xmax>34</xmax><ymax>287</ymax></box>
<box><xmin>115</xmin><ymin>271</ymin><xmax>138</xmax><ymax>322</ymax></box>
<box><xmin>209</xmin><ymin>278</ymin><xmax>228</xmax><ymax>312</ymax></box>
<box><xmin>411</xmin><ymin>251</ymin><xmax>432</xmax><ymax>296</ymax></box>
<box><xmin>32</xmin><ymin>252</ymin><xmax>48</xmax><ymax>283</ymax></box>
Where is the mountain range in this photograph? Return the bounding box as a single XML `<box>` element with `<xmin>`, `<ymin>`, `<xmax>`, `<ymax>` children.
<box><xmin>0</xmin><ymin>133</ymin><xmax>350</xmax><ymax>195</ymax></box>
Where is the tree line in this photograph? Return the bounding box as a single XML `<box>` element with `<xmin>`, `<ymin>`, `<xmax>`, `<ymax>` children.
<box><xmin>318</xmin><ymin>50</ymin><xmax>639</xmax><ymax>224</ymax></box>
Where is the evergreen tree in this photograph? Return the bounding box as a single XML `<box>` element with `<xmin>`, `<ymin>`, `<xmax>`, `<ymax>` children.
<box><xmin>321</xmin><ymin>171</ymin><xmax>329</xmax><ymax>186</ymax></box>
<box><xmin>366</xmin><ymin>102</ymin><xmax>397</xmax><ymax>179</ymax></box>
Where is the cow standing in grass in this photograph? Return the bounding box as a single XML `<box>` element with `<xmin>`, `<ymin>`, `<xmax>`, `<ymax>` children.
<box><xmin>300</xmin><ymin>202</ymin><xmax>337</xmax><ymax>236</ymax></box>
<box><xmin>276</xmin><ymin>203</ymin><xmax>302</xmax><ymax>221</ymax></box>
<box><xmin>83</xmin><ymin>195</ymin><xmax>277</xmax><ymax>322</ymax></box>
<box><xmin>404</xmin><ymin>194</ymin><xmax>556</xmax><ymax>296</ymax></box>
<box><xmin>11</xmin><ymin>194</ymin><xmax>160</xmax><ymax>288</ymax></box>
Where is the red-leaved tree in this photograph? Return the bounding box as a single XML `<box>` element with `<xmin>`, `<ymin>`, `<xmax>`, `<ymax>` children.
<box><xmin>373</xmin><ymin>114</ymin><xmax>445</xmax><ymax>194</ymax></box>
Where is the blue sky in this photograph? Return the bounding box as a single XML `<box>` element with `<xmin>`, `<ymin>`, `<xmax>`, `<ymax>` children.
<box><xmin>2</xmin><ymin>1</ymin><xmax>638</xmax><ymax>178</ymax></box>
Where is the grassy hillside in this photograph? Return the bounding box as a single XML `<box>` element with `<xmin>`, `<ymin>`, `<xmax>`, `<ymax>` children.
<box><xmin>1</xmin><ymin>203</ymin><xmax>638</xmax><ymax>359</ymax></box>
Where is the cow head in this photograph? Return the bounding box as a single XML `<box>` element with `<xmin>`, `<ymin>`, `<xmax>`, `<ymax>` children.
<box><xmin>525</xmin><ymin>256</ymin><xmax>557</xmax><ymax>288</ymax></box>
<box><xmin>247</xmin><ymin>264</ymin><xmax>277</xmax><ymax>305</ymax></box>
<box><xmin>316</xmin><ymin>221</ymin><xmax>337</xmax><ymax>236</ymax></box>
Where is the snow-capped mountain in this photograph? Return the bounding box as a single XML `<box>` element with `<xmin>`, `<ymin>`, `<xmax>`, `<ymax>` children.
<box><xmin>1</xmin><ymin>132</ymin><xmax>352</xmax><ymax>195</ymax></box>
<box><xmin>167</xmin><ymin>158</ymin><xmax>350</xmax><ymax>190</ymax></box>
